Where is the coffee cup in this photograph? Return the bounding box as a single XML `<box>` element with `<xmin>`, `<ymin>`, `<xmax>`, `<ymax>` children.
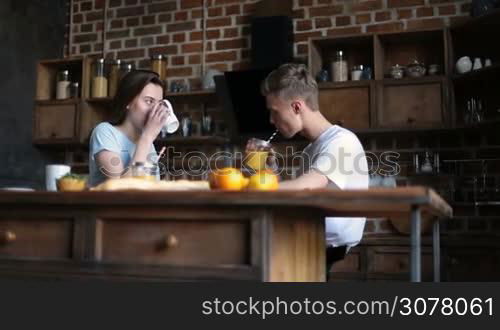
<box><xmin>161</xmin><ymin>99</ymin><xmax>179</xmax><ymax>134</ymax></box>
<box><xmin>45</xmin><ymin>164</ymin><xmax>71</xmax><ymax>191</ymax></box>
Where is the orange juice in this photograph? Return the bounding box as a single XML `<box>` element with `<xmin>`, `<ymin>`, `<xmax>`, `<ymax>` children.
<box><xmin>245</xmin><ymin>150</ymin><xmax>269</xmax><ymax>171</ymax></box>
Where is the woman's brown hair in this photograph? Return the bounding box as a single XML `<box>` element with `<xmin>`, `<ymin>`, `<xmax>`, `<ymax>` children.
<box><xmin>109</xmin><ymin>70</ymin><xmax>165</xmax><ymax>125</ymax></box>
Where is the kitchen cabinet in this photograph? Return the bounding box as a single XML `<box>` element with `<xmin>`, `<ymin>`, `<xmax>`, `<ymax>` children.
<box><xmin>309</xmin><ymin>28</ymin><xmax>450</xmax><ymax>130</ymax></box>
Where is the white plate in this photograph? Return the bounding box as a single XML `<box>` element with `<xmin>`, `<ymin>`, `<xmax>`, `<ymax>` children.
<box><xmin>0</xmin><ymin>187</ymin><xmax>35</xmax><ymax>192</ymax></box>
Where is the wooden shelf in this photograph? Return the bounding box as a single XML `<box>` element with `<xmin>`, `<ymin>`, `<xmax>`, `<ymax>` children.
<box><xmin>318</xmin><ymin>80</ymin><xmax>372</xmax><ymax>89</ymax></box>
<box><xmin>165</xmin><ymin>89</ymin><xmax>216</xmax><ymax>98</ymax></box>
<box><xmin>35</xmin><ymin>99</ymin><xmax>81</xmax><ymax>105</ymax></box>
<box><xmin>451</xmin><ymin>64</ymin><xmax>500</xmax><ymax>83</ymax></box>
<box><xmin>155</xmin><ymin>136</ymin><xmax>229</xmax><ymax>146</ymax></box>
<box><xmin>86</xmin><ymin>97</ymin><xmax>113</xmax><ymax>103</ymax></box>
<box><xmin>381</xmin><ymin>75</ymin><xmax>446</xmax><ymax>86</ymax></box>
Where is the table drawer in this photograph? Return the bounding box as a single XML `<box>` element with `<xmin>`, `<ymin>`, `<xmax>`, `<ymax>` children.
<box><xmin>99</xmin><ymin>219</ymin><xmax>251</xmax><ymax>267</ymax></box>
<box><xmin>0</xmin><ymin>220</ymin><xmax>73</xmax><ymax>259</ymax></box>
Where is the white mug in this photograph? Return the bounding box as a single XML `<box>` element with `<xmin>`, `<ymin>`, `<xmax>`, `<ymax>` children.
<box><xmin>473</xmin><ymin>57</ymin><xmax>482</xmax><ymax>70</ymax></box>
<box><xmin>45</xmin><ymin>165</ymin><xmax>71</xmax><ymax>191</ymax></box>
<box><xmin>161</xmin><ymin>99</ymin><xmax>179</xmax><ymax>134</ymax></box>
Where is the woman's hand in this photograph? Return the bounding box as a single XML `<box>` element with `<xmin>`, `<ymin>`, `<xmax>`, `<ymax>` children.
<box><xmin>142</xmin><ymin>101</ymin><xmax>167</xmax><ymax>142</ymax></box>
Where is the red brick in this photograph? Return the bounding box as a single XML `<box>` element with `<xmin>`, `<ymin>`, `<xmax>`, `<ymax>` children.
<box><xmin>96</xmin><ymin>22</ymin><xmax>104</xmax><ymax>32</ymax></box>
<box><xmin>73</xmin><ymin>33</ymin><xmax>98</xmax><ymax>43</ymax></box>
<box><xmin>125</xmin><ymin>0</ymin><xmax>137</xmax><ymax>5</ymax></box>
<box><xmin>242</xmin><ymin>3</ymin><xmax>256</xmax><ymax>14</ymax></box>
<box><xmin>438</xmin><ymin>4</ymin><xmax>456</xmax><ymax>15</ymax></box>
<box><xmin>352</xmin><ymin>0</ymin><xmax>383</xmax><ymax>12</ymax></box>
<box><xmin>180</xmin><ymin>0</ymin><xmax>202</xmax><ymax>9</ymax></box>
<box><xmin>388</xmin><ymin>0</ymin><xmax>425</xmax><ymax>8</ymax></box>
<box><xmin>406</xmin><ymin>18</ymin><xmax>444</xmax><ymax>30</ymax></box>
<box><xmin>375</xmin><ymin>11</ymin><xmax>392</xmax><ymax>22</ymax></box>
<box><xmin>109</xmin><ymin>0</ymin><xmax>121</xmax><ymax>8</ymax></box>
<box><xmin>117</xmin><ymin>6</ymin><xmax>144</xmax><ymax>18</ymax></box>
<box><xmin>397</xmin><ymin>9</ymin><xmax>413</xmax><ymax>19</ymax></box>
<box><xmin>224</xmin><ymin>27</ymin><xmax>238</xmax><ymax>38</ymax></box>
<box><xmin>81</xmin><ymin>2</ymin><xmax>92</xmax><ymax>11</ymax></box>
<box><xmin>79</xmin><ymin>44</ymin><xmax>91</xmax><ymax>53</ymax></box>
<box><xmin>416</xmin><ymin>7</ymin><xmax>434</xmax><ymax>17</ymax></box>
<box><xmin>175</xmin><ymin>11</ymin><xmax>188</xmax><ymax>21</ymax></box>
<box><xmin>232</xmin><ymin>62</ymin><xmax>251</xmax><ymax>71</ymax></box>
<box><xmin>208</xmin><ymin>7</ymin><xmax>223</xmax><ymax>17</ymax></box>
<box><xmin>206</xmin><ymin>29</ymin><xmax>221</xmax><ymax>39</ymax></box>
<box><xmin>206</xmin><ymin>51</ymin><xmax>237</xmax><ymax>63</ymax></box>
<box><xmin>294</xmin><ymin>31</ymin><xmax>322</xmax><ymax>43</ymax></box>
<box><xmin>190</xmin><ymin>31</ymin><xmax>203</xmax><ymax>41</ymax></box>
<box><xmin>140</xmin><ymin>37</ymin><xmax>155</xmax><ymax>47</ymax></box>
<box><xmin>297</xmin><ymin>43</ymin><xmax>308</xmax><ymax>55</ymax></box>
<box><xmin>73</xmin><ymin>13</ymin><xmax>83</xmax><ymax>24</ymax></box>
<box><xmin>315</xmin><ymin>18</ymin><xmax>332</xmax><ymax>28</ymax></box>
<box><xmin>167</xmin><ymin>22</ymin><xmax>196</xmax><ymax>32</ymax></box>
<box><xmin>117</xmin><ymin>49</ymin><xmax>145</xmax><ymax>59</ymax></box>
<box><xmin>292</xmin><ymin>8</ymin><xmax>305</xmax><ymax>19</ymax></box>
<box><xmin>148</xmin><ymin>2</ymin><xmax>177</xmax><ymax>13</ymax></box>
<box><xmin>110</xmin><ymin>19</ymin><xmax>123</xmax><ymax>29</ymax></box>
<box><xmin>450</xmin><ymin>16</ymin><xmax>469</xmax><ymax>26</ymax></box>
<box><xmin>309</xmin><ymin>5</ymin><xmax>343</xmax><ymax>17</ymax></box>
<box><xmin>225</xmin><ymin>4</ymin><xmax>241</xmax><ymax>15</ymax></box>
<box><xmin>336</xmin><ymin>16</ymin><xmax>351</xmax><ymax>26</ymax></box>
<box><xmin>366</xmin><ymin>22</ymin><xmax>404</xmax><ymax>33</ymax></box>
<box><xmin>327</xmin><ymin>26</ymin><xmax>362</xmax><ymax>36</ymax></box>
<box><xmin>296</xmin><ymin>19</ymin><xmax>312</xmax><ymax>31</ymax></box>
<box><xmin>216</xmin><ymin>38</ymin><xmax>246</xmax><ymax>50</ymax></box>
<box><xmin>317</xmin><ymin>0</ymin><xmax>331</xmax><ymax>5</ymax></box>
<box><xmin>156</xmin><ymin>35</ymin><xmax>170</xmax><ymax>44</ymax></box>
<box><xmin>299</xmin><ymin>0</ymin><xmax>313</xmax><ymax>6</ymax></box>
<box><xmin>191</xmin><ymin>9</ymin><xmax>203</xmax><ymax>19</ymax></box>
<box><xmin>133</xmin><ymin>26</ymin><xmax>162</xmax><ymax>37</ymax></box>
<box><xmin>429</xmin><ymin>0</ymin><xmax>456</xmax><ymax>4</ymax></box>
<box><xmin>126</xmin><ymin>17</ymin><xmax>140</xmax><ymax>27</ymax></box>
<box><xmin>209</xmin><ymin>63</ymin><xmax>229</xmax><ymax>72</ymax></box>
<box><xmin>207</xmin><ymin>17</ymin><xmax>231</xmax><ymax>28</ymax></box>
<box><xmin>166</xmin><ymin>67</ymin><xmax>193</xmax><ymax>77</ymax></box>
<box><xmin>189</xmin><ymin>55</ymin><xmax>201</xmax><ymax>65</ymax></box>
<box><xmin>73</xmin><ymin>3</ymin><xmax>79</xmax><ymax>13</ymax></box>
<box><xmin>356</xmin><ymin>14</ymin><xmax>371</xmax><ymax>24</ymax></box>
<box><xmin>86</xmin><ymin>11</ymin><xmax>102</xmax><ymax>22</ymax></box>
<box><xmin>149</xmin><ymin>45</ymin><xmax>178</xmax><ymax>56</ymax></box>
<box><xmin>171</xmin><ymin>56</ymin><xmax>185</xmax><ymax>66</ymax></box>
<box><xmin>236</xmin><ymin>15</ymin><xmax>251</xmax><ymax>25</ymax></box>
<box><xmin>125</xmin><ymin>39</ymin><xmax>137</xmax><ymax>48</ymax></box>
<box><xmin>214</xmin><ymin>0</ymin><xmax>240</xmax><ymax>4</ymax></box>
<box><xmin>158</xmin><ymin>13</ymin><xmax>172</xmax><ymax>23</ymax></box>
<box><xmin>142</xmin><ymin>15</ymin><xmax>156</xmax><ymax>25</ymax></box>
<box><xmin>81</xmin><ymin>23</ymin><xmax>93</xmax><ymax>33</ymax></box>
<box><xmin>173</xmin><ymin>33</ymin><xmax>185</xmax><ymax>43</ymax></box>
<box><xmin>95</xmin><ymin>0</ymin><xmax>105</xmax><ymax>10</ymax></box>
<box><xmin>182</xmin><ymin>42</ymin><xmax>203</xmax><ymax>53</ymax></box>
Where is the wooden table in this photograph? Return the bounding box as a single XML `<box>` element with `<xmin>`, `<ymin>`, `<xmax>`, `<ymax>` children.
<box><xmin>0</xmin><ymin>187</ymin><xmax>451</xmax><ymax>282</ymax></box>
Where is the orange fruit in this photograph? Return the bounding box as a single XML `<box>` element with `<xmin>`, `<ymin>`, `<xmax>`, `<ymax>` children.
<box><xmin>247</xmin><ymin>170</ymin><xmax>279</xmax><ymax>191</ymax></box>
<box><xmin>57</xmin><ymin>177</ymin><xmax>86</xmax><ymax>191</ymax></box>
<box><xmin>209</xmin><ymin>167</ymin><xmax>247</xmax><ymax>191</ymax></box>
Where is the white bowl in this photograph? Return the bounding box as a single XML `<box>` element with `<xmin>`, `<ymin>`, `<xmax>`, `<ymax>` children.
<box><xmin>456</xmin><ymin>56</ymin><xmax>472</xmax><ymax>74</ymax></box>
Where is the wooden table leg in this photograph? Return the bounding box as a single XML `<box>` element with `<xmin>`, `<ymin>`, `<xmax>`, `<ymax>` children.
<box><xmin>433</xmin><ymin>220</ymin><xmax>441</xmax><ymax>282</ymax></box>
<box><xmin>410</xmin><ymin>206</ymin><xmax>421</xmax><ymax>282</ymax></box>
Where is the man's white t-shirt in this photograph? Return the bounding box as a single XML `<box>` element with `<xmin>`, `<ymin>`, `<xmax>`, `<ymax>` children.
<box><xmin>300</xmin><ymin>125</ymin><xmax>369</xmax><ymax>248</ymax></box>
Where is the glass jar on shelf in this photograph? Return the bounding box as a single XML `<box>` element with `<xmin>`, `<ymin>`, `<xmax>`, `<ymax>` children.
<box><xmin>108</xmin><ymin>59</ymin><xmax>121</xmax><ymax>98</ymax></box>
<box><xmin>150</xmin><ymin>54</ymin><xmax>167</xmax><ymax>81</ymax></box>
<box><xmin>331</xmin><ymin>50</ymin><xmax>348</xmax><ymax>82</ymax></box>
<box><xmin>91</xmin><ymin>58</ymin><xmax>108</xmax><ymax>98</ymax></box>
<box><xmin>56</xmin><ymin>70</ymin><xmax>70</xmax><ymax>100</ymax></box>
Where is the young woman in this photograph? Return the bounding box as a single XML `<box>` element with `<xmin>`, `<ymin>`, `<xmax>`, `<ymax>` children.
<box><xmin>88</xmin><ymin>70</ymin><xmax>169</xmax><ymax>186</ymax></box>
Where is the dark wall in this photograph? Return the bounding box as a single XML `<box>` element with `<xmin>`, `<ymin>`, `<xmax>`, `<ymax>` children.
<box><xmin>0</xmin><ymin>0</ymin><xmax>67</xmax><ymax>189</ymax></box>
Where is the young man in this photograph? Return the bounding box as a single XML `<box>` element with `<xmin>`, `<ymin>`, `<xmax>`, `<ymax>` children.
<box><xmin>259</xmin><ymin>63</ymin><xmax>369</xmax><ymax>278</ymax></box>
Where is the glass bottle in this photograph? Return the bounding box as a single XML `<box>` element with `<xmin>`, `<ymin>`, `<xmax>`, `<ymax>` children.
<box><xmin>108</xmin><ymin>59</ymin><xmax>121</xmax><ymax>98</ymax></box>
<box><xmin>120</xmin><ymin>63</ymin><xmax>134</xmax><ymax>81</ymax></box>
<box><xmin>56</xmin><ymin>70</ymin><xmax>70</xmax><ymax>100</ymax></box>
<box><xmin>91</xmin><ymin>58</ymin><xmax>108</xmax><ymax>98</ymax></box>
<box><xmin>151</xmin><ymin>55</ymin><xmax>167</xmax><ymax>80</ymax></box>
<box><xmin>331</xmin><ymin>50</ymin><xmax>348</xmax><ymax>82</ymax></box>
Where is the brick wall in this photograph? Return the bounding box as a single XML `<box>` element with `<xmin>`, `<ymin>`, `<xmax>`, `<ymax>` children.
<box><xmin>69</xmin><ymin>0</ymin><xmax>472</xmax><ymax>89</ymax></box>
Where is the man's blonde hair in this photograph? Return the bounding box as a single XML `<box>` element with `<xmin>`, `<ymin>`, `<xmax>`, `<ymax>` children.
<box><xmin>260</xmin><ymin>63</ymin><xmax>319</xmax><ymax>111</ymax></box>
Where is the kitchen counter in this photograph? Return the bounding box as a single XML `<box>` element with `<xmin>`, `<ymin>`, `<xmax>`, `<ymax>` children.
<box><xmin>0</xmin><ymin>187</ymin><xmax>451</xmax><ymax>282</ymax></box>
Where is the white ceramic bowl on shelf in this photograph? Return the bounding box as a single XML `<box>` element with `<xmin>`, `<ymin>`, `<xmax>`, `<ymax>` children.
<box><xmin>456</xmin><ymin>56</ymin><xmax>472</xmax><ymax>74</ymax></box>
